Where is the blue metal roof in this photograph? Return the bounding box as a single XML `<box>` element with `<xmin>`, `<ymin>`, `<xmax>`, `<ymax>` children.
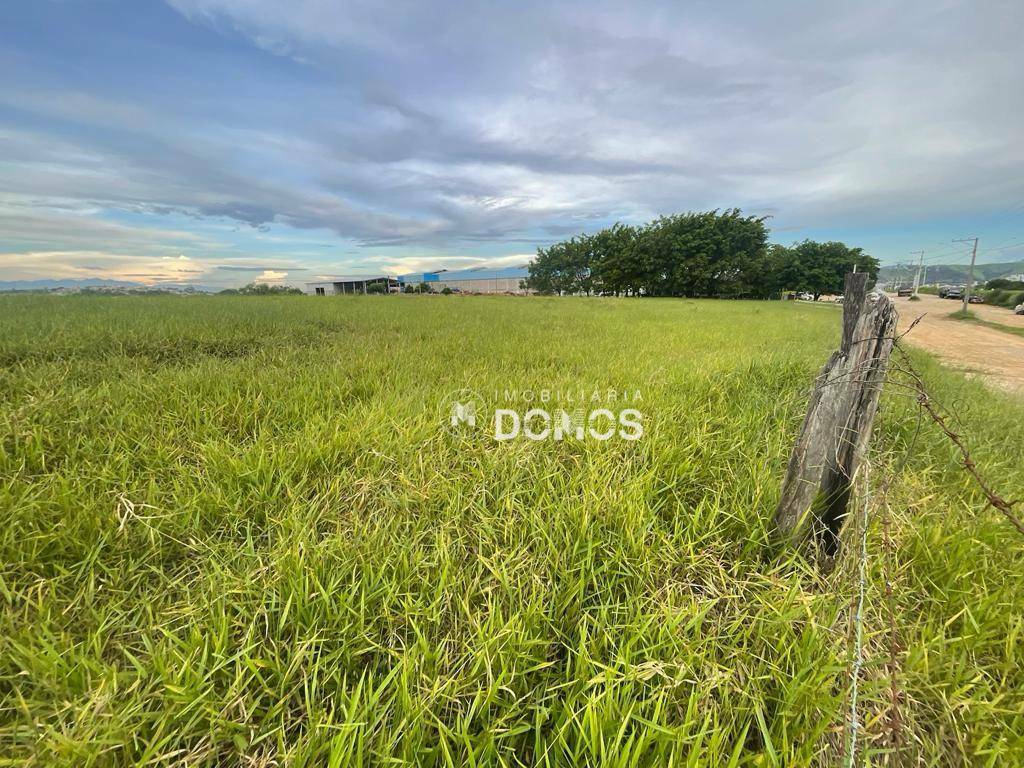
<box><xmin>399</xmin><ymin>273</ymin><xmax>439</xmax><ymax>283</ymax></box>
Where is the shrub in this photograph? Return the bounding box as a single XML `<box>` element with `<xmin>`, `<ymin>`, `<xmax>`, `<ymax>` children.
<box><xmin>220</xmin><ymin>282</ymin><xmax>303</xmax><ymax>295</ymax></box>
<box><xmin>985</xmin><ymin>278</ymin><xmax>1024</xmax><ymax>291</ymax></box>
<box><xmin>977</xmin><ymin>288</ymin><xmax>1024</xmax><ymax>309</ymax></box>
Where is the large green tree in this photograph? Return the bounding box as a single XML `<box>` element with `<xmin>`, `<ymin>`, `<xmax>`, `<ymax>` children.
<box><xmin>772</xmin><ymin>241</ymin><xmax>879</xmax><ymax>299</ymax></box>
<box><xmin>525</xmin><ymin>211</ymin><xmax>875</xmax><ymax>300</ymax></box>
<box><xmin>527</xmin><ymin>238</ymin><xmax>589</xmax><ymax>295</ymax></box>
<box><xmin>588</xmin><ymin>223</ymin><xmax>640</xmax><ymax>296</ymax></box>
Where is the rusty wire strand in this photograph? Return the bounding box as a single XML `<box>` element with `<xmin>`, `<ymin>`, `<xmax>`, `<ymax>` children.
<box><xmin>893</xmin><ymin>341</ymin><xmax>1024</xmax><ymax>537</ymax></box>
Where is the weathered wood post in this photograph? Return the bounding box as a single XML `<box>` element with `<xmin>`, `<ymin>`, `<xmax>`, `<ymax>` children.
<box><xmin>775</xmin><ymin>273</ymin><xmax>898</xmax><ymax>564</ymax></box>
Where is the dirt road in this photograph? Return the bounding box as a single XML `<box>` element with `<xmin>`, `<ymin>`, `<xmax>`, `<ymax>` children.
<box><xmin>892</xmin><ymin>293</ymin><xmax>1024</xmax><ymax>395</ymax></box>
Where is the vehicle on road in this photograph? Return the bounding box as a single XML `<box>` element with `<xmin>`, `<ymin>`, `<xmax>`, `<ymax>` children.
<box><xmin>945</xmin><ymin>288</ymin><xmax>963</xmax><ymax>300</ymax></box>
<box><xmin>1015</xmin><ymin>303</ymin><xmax>1024</xmax><ymax>315</ymax></box>
<box><xmin>968</xmin><ymin>294</ymin><xmax>984</xmax><ymax>304</ymax></box>
<box><xmin>897</xmin><ymin>287</ymin><xmax>913</xmax><ymax>297</ymax></box>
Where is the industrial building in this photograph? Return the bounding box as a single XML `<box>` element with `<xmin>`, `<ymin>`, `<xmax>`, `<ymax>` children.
<box><xmin>400</xmin><ymin>267</ymin><xmax>530</xmax><ymax>293</ymax></box>
<box><xmin>303</xmin><ymin>274</ymin><xmax>402</xmax><ymax>295</ymax></box>
<box><xmin>305</xmin><ymin>267</ymin><xmax>531</xmax><ymax>295</ymax></box>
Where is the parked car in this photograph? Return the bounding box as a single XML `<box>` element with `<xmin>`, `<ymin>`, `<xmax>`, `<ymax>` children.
<box><xmin>945</xmin><ymin>288</ymin><xmax>963</xmax><ymax>300</ymax></box>
<box><xmin>1015</xmin><ymin>303</ymin><xmax>1024</xmax><ymax>315</ymax></box>
<box><xmin>968</xmin><ymin>294</ymin><xmax>984</xmax><ymax>304</ymax></box>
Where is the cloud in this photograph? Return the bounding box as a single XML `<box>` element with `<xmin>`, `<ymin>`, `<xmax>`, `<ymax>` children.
<box><xmin>215</xmin><ymin>263</ymin><xmax>308</xmax><ymax>271</ymax></box>
<box><xmin>174</xmin><ymin>0</ymin><xmax>1024</xmax><ymax>231</ymax></box>
<box><xmin>253</xmin><ymin>269</ymin><xmax>287</xmax><ymax>283</ymax></box>
<box><xmin>366</xmin><ymin>253</ymin><xmax>533</xmax><ymax>275</ymax></box>
<box><xmin>2</xmin><ymin>0</ymin><xmax>1024</xmax><ymax>277</ymax></box>
<box><xmin>0</xmin><ymin>194</ymin><xmax>217</xmax><ymax>254</ymax></box>
<box><xmin>0</xmin><ymin>250</ymin><xmax>212</xmax><ymax>283</ymax></box>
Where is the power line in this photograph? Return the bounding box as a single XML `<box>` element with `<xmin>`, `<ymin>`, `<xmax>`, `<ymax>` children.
<box><xmin>921</xmin><ymin>236</ymin><xmax>1020</xmax><ymax>262</ymax></box>
<box><xmin>921</xmin><ymin>247</ymin><xmax>971</xmax><ymax>263</ymax></box>
<box><xmin>976</xmin><ymin>236</ymin><xmax>1022</xmax><ymax>255</ymax></box>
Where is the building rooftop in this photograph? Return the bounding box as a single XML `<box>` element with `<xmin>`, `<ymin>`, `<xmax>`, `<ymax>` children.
<box><xmin>308</xmin><ymin>266</ymin><xmax>530</xmax><ymax>286</ymax></box>
<box><xmin>399</xmin><ymin>266</ymin><xmax>530</xmax><ymax>282</ymax></box>
<box><xmin>306</xmin><ymin>274</ymin><xmax>399</xmax><ymax>284</ymax></box>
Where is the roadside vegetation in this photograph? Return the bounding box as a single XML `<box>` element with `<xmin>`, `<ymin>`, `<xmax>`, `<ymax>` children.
<box><xmin>1</xmin><ymin>294</ymin><xmax>1022</xmax><ymax>766</ymax></box>
<box><xmin>949</xmin><ymin>308</ymin><xmax>1024</xmax><ymax>338</ymax></box>
<box><xmin>919</xmin><ymin>280</ymin><xmax>1024</xmax><ymax>309</ymax></box>
<box><xmin>977</xmin><ymin>279</ymin><xmax>1024</xmax><ymax>310</ymax></box>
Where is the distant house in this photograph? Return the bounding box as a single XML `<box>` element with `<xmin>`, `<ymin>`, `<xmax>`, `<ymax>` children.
<box><xmin>304</xmin><ymin>275</ymin><xmax>402</xmax><ymax>295</ymax></box>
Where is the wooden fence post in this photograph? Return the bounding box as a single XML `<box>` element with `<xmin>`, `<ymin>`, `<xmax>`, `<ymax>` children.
<box><xmin>775</xmin><ymin>273</ymin><xmax>898</xmax><ymax>563</ymax></box>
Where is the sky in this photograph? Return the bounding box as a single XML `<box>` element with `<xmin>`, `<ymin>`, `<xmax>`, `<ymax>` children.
<box><xmin>2</xmin><ymin>0</ymin><xmax>1024</xmax><ymax>288</ymax></box>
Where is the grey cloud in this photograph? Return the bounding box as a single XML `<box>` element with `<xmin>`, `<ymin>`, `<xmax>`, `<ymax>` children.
<box><xmin>4</xmin><ymin>0</ymin><xmax>1024</xmax><ymax>268</ymax></box>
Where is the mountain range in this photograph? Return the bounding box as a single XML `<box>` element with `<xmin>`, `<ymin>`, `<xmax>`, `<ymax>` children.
<box><xmin>878</xmin><ymin>259</ymin><xmax>1024</xmax><ymax>286</ymax></box>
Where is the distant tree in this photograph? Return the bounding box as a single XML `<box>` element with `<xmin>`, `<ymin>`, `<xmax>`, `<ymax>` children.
<box><xmin>526</xmin><ymin>211</ymin><xmax>874</xmax><ymax>300</ymax></box>
<box><xmin>220</xmin><ymin>282</ymin><xmax>303</xmax><ymax>295</ymax></box>
<box><xmin>589</xmin><ymin>223</ymin><xmax>639</xmax><ymax>296</ymax></box>
<box><xmin>764</xmin><ymin>244</ymin><xmax>802</xmax><ymax>296</ymax></box>
<box><xmin>986</xmin><ymin>278</ymin><xmax>1024</xmax><ymax>290</ymax></box>
<box><xmin>588</xmin><ymin>209</ymin><xmax>769</xmax><ymax>298</ymax></box>
<box><xmin>566</xmin><ymin>235</ymin><xmax>596</xmax><ymax>295</ymax></box>
<box><xmin>366</xmin><ymin>283</ymin><xmax>386</xmax><ymax>294</ymax></box>
<box><xmin>526</xmin><ymin>240</ymin><xmax>582</xmax><ymax>294</ymax></box>
<box><xmin>647</xmin><ymin>209</ymin><xmax>770</xmax><ymax>298</ymax></box>
<box><xmin>777</xmin><ymin>241</ymin><xmax>880</xmax><ymax>299</ymax></box>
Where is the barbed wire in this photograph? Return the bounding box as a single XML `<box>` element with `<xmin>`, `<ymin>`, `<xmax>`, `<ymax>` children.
<box><xmin>892</xmin><ymin>340</ymin><xmax>1024</xmax><ymax>537</ymax></box>
<box><xmin>836</xmin><ymin>307</ymin><xmax>1023</xmax><ymax>766</ymax></box>
<box><xmin>843</xmin><ymin>465</ymin><xmax>873</xmax><ymax>768</ymax></box>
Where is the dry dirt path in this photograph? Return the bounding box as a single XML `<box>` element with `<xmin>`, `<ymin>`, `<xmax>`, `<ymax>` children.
<box><xmin>891</xmin><ymin>293</ymin><xmax>1024</xmax><ymax>395</ymax></box>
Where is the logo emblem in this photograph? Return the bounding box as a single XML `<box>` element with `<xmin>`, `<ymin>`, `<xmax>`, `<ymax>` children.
<box><xmin>440</xmin><ymin>389</ymin><xmax>485</xmax><ymax>435</ymax></box>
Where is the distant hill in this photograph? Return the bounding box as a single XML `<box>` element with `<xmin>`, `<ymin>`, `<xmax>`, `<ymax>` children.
<box><xmin>878</xmin><ymin>259</ymin><xmax>1024</xmax><ymax>286</ymax></box>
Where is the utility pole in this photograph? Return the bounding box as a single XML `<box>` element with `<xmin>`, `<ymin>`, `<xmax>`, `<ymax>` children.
<box><xmin>953</xmin><ymin>237</ymin><xmax>979</xmax><ymax>313</ymax></box>
<box><xmin>910</xmin><ymin>250</ymin><xmax>924</xmax><ymax>297</ymax></box>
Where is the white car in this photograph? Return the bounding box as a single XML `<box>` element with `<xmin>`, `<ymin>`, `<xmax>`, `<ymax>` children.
<box><xmin>1015</xmin><ymin>303</ymin><xmax>1024</xmax><ymax>315</ymax></box>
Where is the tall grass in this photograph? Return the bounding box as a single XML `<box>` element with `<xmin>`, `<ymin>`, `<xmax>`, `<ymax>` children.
<box><xmin>1</xmin><ymin>294</ymin><xmax>1022</xmax><ymax>766</ymax></box>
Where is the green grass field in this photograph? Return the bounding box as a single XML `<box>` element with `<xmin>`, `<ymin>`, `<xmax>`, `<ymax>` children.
<box><xmin>1</xmin><ymin>294</ymin><xmax>1022</xmax><ymax>766</ymax></box>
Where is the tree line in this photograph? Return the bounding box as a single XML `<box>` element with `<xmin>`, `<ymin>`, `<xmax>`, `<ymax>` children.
<box><xmin>219</xmin><ymin>283</ymin><xmax>303</xmax><ymax>295</ymax></box>
<box><xmin>525</xmin><ymin>209</ymin><xmax>879</xmax><ymax>299</ymax></box>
